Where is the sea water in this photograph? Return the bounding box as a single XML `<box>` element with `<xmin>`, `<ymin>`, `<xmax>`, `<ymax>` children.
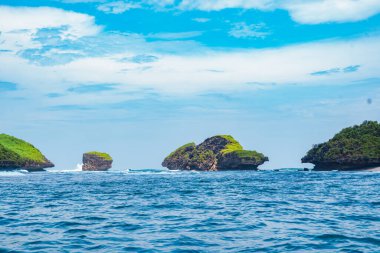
<box><xmin>0</xmin><ymin>169</ymin><xmax>379</xmax><ymax>252</ymax></box>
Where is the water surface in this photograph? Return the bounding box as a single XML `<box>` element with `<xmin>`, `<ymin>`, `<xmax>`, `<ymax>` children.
<box><xmin>0</xmin><ymin>170</ymin><xmax>379</xmax><ymax>252</ymax></box>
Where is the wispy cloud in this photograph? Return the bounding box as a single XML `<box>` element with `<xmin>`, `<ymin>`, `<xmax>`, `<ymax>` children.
<box><xmin>146</xmin><ymin>31</ymin><xmax>203</xmax><ymax>40</ymax></box>
<box><xmin>343</xmin><ymin>65</ymin><xmax>361</xmax><ymax>73</ymax></box>
<box><xmin>97</xmin><ymin>1</ymin><xmax>141</xmax><ymax>14</ymax></box>
<box><xmin>310</xmin><ymin>68</ymin><xmax>340</xmax><ymax>76</ymax></box>
<box><xmin>192</xmin><ymin>18</ymin><xmax>210</xmax><ymax>23</ymax></box>
<box><xmin>119</xmin><ymin>54</ymin><xmax>159</xmax><ymax>64</ymax></box>
<box><xmin>179</xmin><ymin>0</ymin><xmax>380</xmax><ymax>24</ymax></box>
<box><xmin>179</xmin><ymin>0</ymin><xmax>274</xmax><ymax>11</ymax></box>
<box><xmin>67</xmin><ymin>84</ymin><xmax>117</xmax><ymax>93</ymax></box>
<box><xmin>229</xmin><ymin>22</ymin><xmax>270</xmax><ymax>39</ymax></box>
<box><xmin>53</xmin><ymin>0</ymin><xmax>380</xmax><ymax>24</ymax></box>
<box><xmin>48</xmin><ymin>104</ymin><xmax>92</xmax><ymax>111</ymax></box>
<box><xmin>311</xmin><ymin>65</ymin><xmax>361</xmax><ymax>76</ymax></box>
<box><xmin>46</xmin><ymin>93</ymin><xmax>65</xmax><ymax>98</ymax></box>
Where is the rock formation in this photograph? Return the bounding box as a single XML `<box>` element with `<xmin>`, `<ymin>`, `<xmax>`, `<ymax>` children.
<box><xmin>162</xmin><ymin>135</ymin><xmax>268</xmax><ymax>171</ymax></box>
<box><xmin>0</xmin><ymin>134</ymin><xmax>54</xmax><ymax>171</ymax></box>
<box><xmin>82</xmin><ymin>151</ymin><xmax>113</xmax><ymax>171</ymax></box>
<box><xmin>302</xmin><ymin>121</ymin><xmax>380</xmax><ymax>171</ymax></box>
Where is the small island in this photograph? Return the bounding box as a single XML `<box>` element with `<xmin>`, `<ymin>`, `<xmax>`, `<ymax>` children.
<box><xmin>0</xmin><ymin>133</ymin><xmax>54</xmax><ymax>171</ymax></box>
<box><xmin>302</xmin><ymin>121</ymin><xmax>380</xmax><ymax>171</ymax></box>
<box><xmin>82</xmin><ymin>151</ymin><xmax>113</xmax><ymax>171</ymax></box>
<box><xmin>162</xmin><ymin>135</ymin><xmax>268</xmax><ymax>171</ymax></box>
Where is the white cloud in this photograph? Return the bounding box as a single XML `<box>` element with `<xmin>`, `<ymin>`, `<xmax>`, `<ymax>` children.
<box><xmin>179</xmin><ymin>0</ymin><xmax>275</xmax><ymax>11</ymax></box>
<box><xmin>192</xmin><ymin>18</ymin><xmax>210</xmax><ymax>23</ymax></box>
<box><xmin>61</xmin><ymin>0</ymin><xmax>103</xmax><ymax>2</ymax></box>
<box><xmin>0</xmin><ymin>6</ymin><xmax>99</xmax><ymax>36</ymax></box>
<box><xmin>229</xmin><ymin>22</ymin><xmax>270</xmax><ymax>39</ymax></box>
<box><xmin>97</xmin><ymin>1</ymin><xmax>141</xmax><ymax>14</ymax></box>
<box><xmin>51</xmin><ymin>0</ymin><xmax>380</xmax><ymax>24</ymax></box>
<box><xmin>0</xmin><ymin>5</ymin><xmax>380</xmax><ymax>107</ymax></box>
<box><xmin>144</xmin><ymin>0</ymin><xmax>175</xmax><ymax>7</ymax></box>
<box><xmin>146</xmin><ymin>31</ymin><xmax>203</xmax><ymax>40</ymax></box>
<box><xmin>0</xmin><ymin>6</ymin><xmax>101</xmax><ymax>51</ymax></box>
<box><xmin>1</xmin><ymin>35</ymin><xmax>380</xmax><ymax>102</ymax></box>
<box><xmin>285</xmin><ymin>0</ymin><xmax>380</xmax><ymax>24</ymax></box>
<box><xmin>178</xmin><ymin>0</ymin><xmax>380</xmax><ymax>24</ymax></box>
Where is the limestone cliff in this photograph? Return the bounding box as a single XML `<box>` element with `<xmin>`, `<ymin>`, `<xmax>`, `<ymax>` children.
<box><xmin>162</xmin><ymin>135</ymin><xmax>268</xmax><ymax>171</ymax></box>
<box><xmin>82</xmin><ymin>151</ymin><xmax>113</xmax><ymax>171</ymax></box>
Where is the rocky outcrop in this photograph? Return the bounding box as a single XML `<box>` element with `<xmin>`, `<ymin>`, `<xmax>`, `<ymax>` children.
<box><xmin>302</xmin><ymin>121</ymin><xmax>380</xmax><ymax>171</ymax></box>
<box><xmin>82</xmin><ymin>152</ymin><xmax>113</xmax><ymax>171</ymax></box>
<box><xmin>0</xmin><ymin>134</ymin><xmax>54</xmax><ymax>171</ymax></box>
<box><xmin>162</xmin><ymin>135</ymin><xmax>268</xmax><ymax>171</ymax></box>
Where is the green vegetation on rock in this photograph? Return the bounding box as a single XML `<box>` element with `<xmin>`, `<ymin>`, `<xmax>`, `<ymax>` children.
<box><xmin>191</xmin><ymin>149</ymin><xmax>216</xmax><ymax>164</ymax></box>
<box><xmin>165</xmin><ymin>142</ymin><xmax>195</xmax><ymax>160</ymax></box>
<box><xmin>217</xmin><ymin>135</ymin><xmax>244</xmax><ymax>155</ymax></box>
<box><xmin>216</xmin><ymin>135</ymin><xmax>266</xmax><ymax>162</ymax></box>
<box><xmin>229</xmin><ymin>150</ymin><xmax>266</xmax><ymax>161</ymax></box>
<box><xmin>302</xmin><ymin>121</ymin><xmax>380</xmax><ymax>168</ymax></box>
<box><xmin>0</xmin><ymin>134</ymin><xmax>46</xmax><ymax>164</ymax></box>
<box><xmin>85</xmin><ymin>151</ymin><xmax>113</xmax><ymax>161</ymax></box>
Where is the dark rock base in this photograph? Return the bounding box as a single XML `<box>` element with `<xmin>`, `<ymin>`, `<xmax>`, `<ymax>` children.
<box><xmin>82</xmin><ymin>154</ymin><xmax>112</xmax><ymax>171</ymax></box>
<box><xmin>0</xmin><ymin>160</ymin><xmax>54</xmax><ymax>172</ymax></box>
<box><xmin>313</xmin><ymin>163</ymin><xmax>380</xmax><ymax>171</ymax></box>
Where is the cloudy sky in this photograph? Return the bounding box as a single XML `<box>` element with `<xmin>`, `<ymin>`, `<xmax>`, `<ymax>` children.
<box><xmin>1</xmin><ymin>0</ymin><xmax>379</xmax><ymax>170</ymax></box>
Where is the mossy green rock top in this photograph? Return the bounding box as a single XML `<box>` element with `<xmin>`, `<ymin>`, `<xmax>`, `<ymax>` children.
<box><xmin>85</xmin><ymin>151</ymin><xmax>112</xmax><ymax>161</ymax></box>
<box><xmin>302</xmin><ymin>121</ymin><xmax>380</xmax><ymax>170</ymax></box>
<box><xmin>162</xmin><ymin>135</ymin><xmax>268</xmax><ymax>171</ymax></box>
<box><xmin>0</xmin><ymin>134</ymin><xmax>54</xmax><ymax>171</ymax></box>
<box><xmin>82</xmin><ymin>151</ymin><xmax>113</xmax><ymax>171</ymax></box>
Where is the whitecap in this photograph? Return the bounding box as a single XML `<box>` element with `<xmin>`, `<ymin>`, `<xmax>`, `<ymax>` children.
<box><xmin>47</xmin><ymin>163</ymin><xmax>83</xmax><ymax>173</ymax></box>
<box><xmin>119</xmin><ymin>168</ymin><xmax>178</xmax><ymax>175</ymax></box>
<box><xmin>0</xmin><ymin>171</ymin><xmax>26</xmax><ymax>177</ymax></box>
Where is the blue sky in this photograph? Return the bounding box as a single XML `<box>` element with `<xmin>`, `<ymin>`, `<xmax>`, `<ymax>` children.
<box><xmin>0</xmin><ymin>0</ymin><xmax>379</xmax><ymax>170</ymax></box>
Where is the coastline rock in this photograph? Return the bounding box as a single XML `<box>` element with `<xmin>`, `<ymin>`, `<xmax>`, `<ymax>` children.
<box><xmin>0</xmin><ymin>134</ymin><xmax>54</xmax><ymax>171</ymax></box>
<box><xmin>302</xmin><ymin>121</ymin><xmax>380</xmax><ymax>171</ymax></box>
<box><xmin>162</xmin><ymin>135</ymin><xmax>268</xmax><ymax>171</ymax></box>
<box><xmin>82</xmin><ymin>151</ymin><xmax>113</xmax><ymax>171</ymax></box>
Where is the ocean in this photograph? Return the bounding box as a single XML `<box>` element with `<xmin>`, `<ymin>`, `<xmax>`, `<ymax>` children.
<box><xmin>0</xmin><ymin>169</ymin><xmax>379</xmax><ymax>252</ymax></box>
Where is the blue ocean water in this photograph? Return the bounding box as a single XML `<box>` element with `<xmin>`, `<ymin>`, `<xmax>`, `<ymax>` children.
<box><xmin>0</xmin><ymin>169</ymin><xmax>379</xmax><ymax>252</ymax></box>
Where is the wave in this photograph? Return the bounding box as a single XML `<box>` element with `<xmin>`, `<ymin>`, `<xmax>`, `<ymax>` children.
<box><xmin>47</xmin><ymin>163</ymin><xmax>83</xmax><ymax>173</ymax></box>
<box><xmin>46</xmin><ymin>167</ymin><xmax>201</xmax><ymax>175</ymax></box>
<box><xmin>46</xmin><ymin>167</ymin><xmax>173</xmax><ymax>174</ymax></box>
<box><xmin>122</xmin><ymin>168</ymin><xmax>180</xmax><ymax>174</ymax></box>
<box><xmin>0</xmin><ymin>170</ymin><xmax>27</xmax><ymax>177</ymax></box>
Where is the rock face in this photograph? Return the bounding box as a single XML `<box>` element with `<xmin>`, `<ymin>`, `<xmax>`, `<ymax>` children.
<box><xmin>302</xmin><ymin>121</ymin><xmax>380</xmax><ymax>171</ymax></box>
<box><xmin>82</xmin><ymin>152</ymin><xmax>113</xmax><ymax>171</ymax></box>
<box><xmin>162</xmin><ymin>135</ymin><xmax>268</xmax><ymax>171</ymax></box>
<box><xmin>0</xmin><ymin>134</ymin><xmax>54</xmax><ymax>171</ymax></box>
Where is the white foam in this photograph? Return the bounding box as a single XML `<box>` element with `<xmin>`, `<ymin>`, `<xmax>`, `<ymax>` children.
<box><xmin>47</xmin><ymin>163</ymin><xmax>83</xmax><ymax>173</ymax></box>
<box><xmin>119</xmin><ymin>168</ymin><xmax>199</xmax><ymax>175</ymax></box>
<box><xmin>0</xmin><ymin>171</ymin><xmax>26</xmax><ymax>177</ymax></box>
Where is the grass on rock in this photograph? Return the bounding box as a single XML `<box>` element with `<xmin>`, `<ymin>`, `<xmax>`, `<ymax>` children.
<box><xmin>0</xmin><ymin>134</ymin><xmax>46</xmax><ymax>163</ymax></box>
<box><xmin>85</xmin><ymin>151</ymin><xmax>113</xmax><ymax>161</ymax></box>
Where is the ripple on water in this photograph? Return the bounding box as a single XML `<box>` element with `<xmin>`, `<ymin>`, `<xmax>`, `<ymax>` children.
<box><xmin>0</xmin><ymin>171</ymin><xmax>379</xmax><ymax>252</ymax></box>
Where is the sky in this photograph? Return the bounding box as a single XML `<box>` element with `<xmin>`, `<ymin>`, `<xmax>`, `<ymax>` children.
<box><xmin>0</xmin><ymin>0</ymin><xmax>379</xmax><ymax>170</ymax></box>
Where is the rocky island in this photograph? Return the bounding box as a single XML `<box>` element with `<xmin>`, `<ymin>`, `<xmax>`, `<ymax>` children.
<box><xmin>82</xmin><ymin>151</ymin><xmax>113</xmax><ymax>171</ymax></box>
<box><xmin>302</xmin><ymin>121</ymin><xmax>380</xmax><ymax>171</ymax></box>
<box><xmin>162</xmin><ymin>135</ymin><xmax>268</xmax><ymax>171</ymax></box>
<box><xmin>0</xmin><ymin>133</ymin><xmax>54</xmax><ymax>171</ymax></box>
